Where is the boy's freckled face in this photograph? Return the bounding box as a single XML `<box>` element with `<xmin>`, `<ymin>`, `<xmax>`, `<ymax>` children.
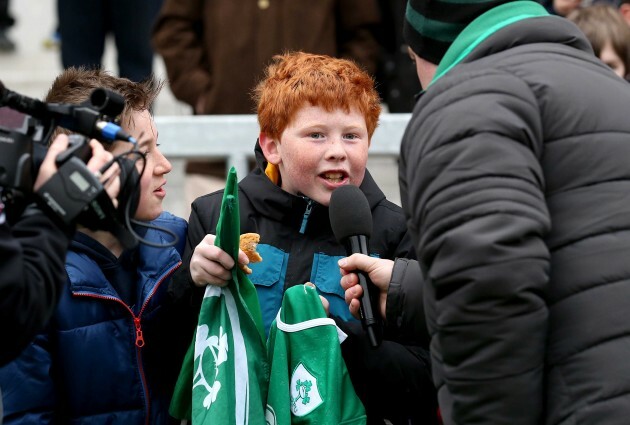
<box><xmin>274</xmin><ymin>105</ymin><xmax>369</xmax><ymax>206</ymax></box>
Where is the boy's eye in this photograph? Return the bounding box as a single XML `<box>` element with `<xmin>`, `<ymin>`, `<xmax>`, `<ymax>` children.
<box><xmin>344</xmin><ymin>133</ymin><xmax>358</xmax><ymax>140</ymax></box>
<box><xmin>309</xmin><ymin>132</ymin><xmax>324</xmax><ymax>139</ymax></box>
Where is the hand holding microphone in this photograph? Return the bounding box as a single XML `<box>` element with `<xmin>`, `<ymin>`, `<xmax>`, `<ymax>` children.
<box><xmin>339</xmin><ymin>254</ymin><xmax>394</xmax><ymax>320</ymax></box>
<box><xmin>329</xmin><ymin>184</ymin><xmax>381</xmax><ymax>348</ymax></box>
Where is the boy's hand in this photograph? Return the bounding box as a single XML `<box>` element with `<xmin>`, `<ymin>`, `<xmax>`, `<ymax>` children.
<box><xmin>305</xmin><ymin>282</ymin><xmax>329</xmax><ymax>316</ymax></box>
<box><xmin>190</xmin><ymin>233</ymin><xmax>250</xmax><ymax>287</ymax></box>
<box><xmin>320</xmin><ymin>296</ymin><xmax>329</xmax><ymax>316</ymax></box>
<box><xmin>339</xmin><ymin>254</ymin><xmax>394</xmax><ymax>320</ymax></box>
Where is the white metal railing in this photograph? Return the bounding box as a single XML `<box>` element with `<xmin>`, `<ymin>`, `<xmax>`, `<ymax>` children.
<box><xmin>155</xmin><ymin>113</ymin><xmax>412</xmax><ymax>218</ymax></box>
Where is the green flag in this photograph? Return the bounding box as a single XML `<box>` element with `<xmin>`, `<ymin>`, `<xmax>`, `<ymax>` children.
<box><xmin>170</xmin><ymin>167</ymin><xmax>269</xmax><ymax>424</ymax></box>
<box><xmin>265</xmin><ymin>284</ymin><xmax>366</xmax><ymax>424</ymax></box>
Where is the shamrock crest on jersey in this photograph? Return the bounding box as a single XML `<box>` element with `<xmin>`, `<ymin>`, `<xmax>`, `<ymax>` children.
<box><xmin>290</xmin><ymin>363</ymin><xmax>323</xmax><ymax>416</ymax></box>
<box><xmin>193</xmin><ymin>324</ymin><xmax>228</xmax><ymax>409</ymax></box>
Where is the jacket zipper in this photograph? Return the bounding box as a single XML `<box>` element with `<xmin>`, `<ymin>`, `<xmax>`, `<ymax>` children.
<box><xmin>74</xmin><ymin>260</ymin><xmax>181</xmax><ymax>425</ymax></box>
<box><xmin>299</xmin><ymin>199</ymin><xmax>314</xmax><ymax>234</ymax></box>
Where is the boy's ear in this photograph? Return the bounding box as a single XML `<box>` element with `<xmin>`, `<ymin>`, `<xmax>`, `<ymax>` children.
<box><xmin>259</xmin><ymin>132</ymin><xmax>281</xmax><ymax>164</ymax></box>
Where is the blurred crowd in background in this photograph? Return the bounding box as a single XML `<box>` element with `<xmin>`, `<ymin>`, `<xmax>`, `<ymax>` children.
<box><xmin>1</xmin><ymin>0</ymin><xmax>627</xmax><ymax>105</ymax></box>
<box><xmin>2</xmin><ymin>0</ymin><xmax>628</xmax><ymax>206</ymax></box>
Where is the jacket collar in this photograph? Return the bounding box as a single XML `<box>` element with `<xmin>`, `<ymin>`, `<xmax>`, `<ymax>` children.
<box><xmin>67</xmin><ymin>213</ymin><xmax>183</xmax><ymax>300</ymax></box>
<box><xmin>430</xmin><ymin>1</ymin><xmax>590</xmax><ymax>86</ymax></box>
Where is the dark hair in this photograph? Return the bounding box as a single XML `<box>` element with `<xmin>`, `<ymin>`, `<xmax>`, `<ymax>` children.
<box><xmin>44</xmin><ymin>67</ymin><xmax>162</xmax><ymax>142</ymax></box>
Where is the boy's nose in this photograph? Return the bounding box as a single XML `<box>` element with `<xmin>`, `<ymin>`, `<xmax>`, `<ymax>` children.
<box><xmin>326</xmin><ymin>137</ymin><xmax>347</xmax><ymax>160</ymax></box>
<box><xmin>155</xmin><ymin>149</ymin><xmax>172</xmax><ymax>174</ymax></box>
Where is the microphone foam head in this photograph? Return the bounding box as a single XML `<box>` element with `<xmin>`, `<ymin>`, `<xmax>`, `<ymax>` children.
<box><xmin>329</xmin><ymin>185</ymin><xmax>372</xmax><ymax>242</ymax></box>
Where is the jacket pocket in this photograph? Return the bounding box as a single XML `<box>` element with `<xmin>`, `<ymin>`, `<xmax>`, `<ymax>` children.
<box><xmin>250</xmin><ymin>244</ymin><xmax>288</xmax><ymax>336</ymax></box>
<box><xmin>311</xmin><ymin>253</ymin><xmax>356</xmax><ymax>322</ymax></box>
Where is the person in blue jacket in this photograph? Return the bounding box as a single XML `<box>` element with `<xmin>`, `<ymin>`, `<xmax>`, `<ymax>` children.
<box><xmin>0</xmin><ymin>68</ymin><xmax>188</xmax><ymax>425</ymax></box>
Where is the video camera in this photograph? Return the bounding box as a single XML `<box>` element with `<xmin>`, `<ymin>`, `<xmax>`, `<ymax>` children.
<box><xmin>0</xmin><ymin>82</ymin><xmax>173</xmax><ymax>249</ymax></box>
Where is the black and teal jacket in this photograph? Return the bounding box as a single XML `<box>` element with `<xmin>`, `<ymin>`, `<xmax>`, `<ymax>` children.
<box><xmin>178</xmin><ymin>143</ymin><xmax>417</xmax><ymax>336</ymax></box>
<box><xmin>173</xmin><ymin>143</ymin><xmax>437</xmax><ymax>422</ymax></box>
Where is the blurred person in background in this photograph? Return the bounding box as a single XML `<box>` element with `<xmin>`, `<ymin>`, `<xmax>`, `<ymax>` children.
<box><xmin>569</xmin><ymin>3</ymin><xmax>630</xmax><ymax>80</ymax></box>
<box><xmin>152</xmin><ymin>0</ymin><xmax>382</xmax><ymax>205</ymax></box>
<box><xmin>57</xmin><ymin>0</ymin><xmax>163</xmax><ymax>82</ymax></box>
<box><xmin>0</xmin><ymin>0</ymin><xmax>15</xmax><ymax>52</ymax></box>
<box><xmin>618</xmin><ymin>0</ymin><xmax>630</xmax><ymax>24</ymax></box>
<box><xmin>375</xmin><ymin>0</ymin><xmax>422</xmax><ymax>111</ymax></box>
<box><xmin>543</xmin><ymin>0</ymin><xmax>583</xmax><ymax>16</ymax></box>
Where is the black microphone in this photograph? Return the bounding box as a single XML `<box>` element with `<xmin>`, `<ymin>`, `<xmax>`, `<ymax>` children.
<box><xmin>329</xmin><ymin>185</ymin><xmax>380</xmax><ymax>348</ymax></box>
<box><xmin>0</xmin><ymin>81</ymin><xmax>136</xmax><ymax>144</ymax></box>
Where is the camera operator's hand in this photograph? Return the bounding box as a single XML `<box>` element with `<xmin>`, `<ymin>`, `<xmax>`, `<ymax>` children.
<box><xmin>34</xmin><ymin>135</ymin><xmax>121</xmax><ymax>205</ymax></box>
<box><xmin>339</xmin><ymin>254</ymin><xmax>394</xmax><ymax>320</ymax></box>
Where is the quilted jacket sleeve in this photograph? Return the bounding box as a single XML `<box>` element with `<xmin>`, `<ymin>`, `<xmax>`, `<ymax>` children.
<box><xmin>384</xmin><ymin>258</ymin><xmax>429</xmax><ymax>347</ymax></box>
<box><xmin>0</xmin><ymin>205</ymin><xmax>72</xmax><ymax>365</ymax></box>
<box><xmin>400</xmin><ymin>71</ymin><xmax>551</xmax><ymax>425</ymax></box>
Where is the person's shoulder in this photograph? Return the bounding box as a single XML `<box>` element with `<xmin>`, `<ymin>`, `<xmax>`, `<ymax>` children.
<box><xmin>373</xmin><ymin>197</ymin><xmax>406</xmax><ymax>223</ymax></box>
<box><xmin>153</xmin><ymin>211</ymin><xmax>187</xmax><ymax>230</ymax></box>
<box><xmin>151</xmin><ymin>211</ymin><xmax>188</xmax><ymax>251</ymax></box>
<box><xmin>375</xmin><ymin>197</ymin><xmax>403</xmax><ymax>213</ymax></box>
<box><xmin>362</xmin><ymin>174</ymin><xmax>404</xmax><ymax>217</ymax></box>
<box><xmin>65</xmin><ymin>248</ymin><xmax>104</xmax><ymax>288</ymax></box>
<box><xmin>191</xmin><ymin>188</ymin><xmax>226</xmax><ymax>210</ymax></box>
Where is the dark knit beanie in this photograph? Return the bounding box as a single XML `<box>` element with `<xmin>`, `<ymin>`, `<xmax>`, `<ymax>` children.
<box><xmin>404</xmin><ymin>0</ymin><xmax>515</xmax><ymax>64</ymax></box>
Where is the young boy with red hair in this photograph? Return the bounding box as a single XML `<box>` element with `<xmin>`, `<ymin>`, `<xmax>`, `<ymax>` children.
<box><xmin>173</xmin><ymin>51</ymin><xmax>437</xmax><ymax>423</ymax></box>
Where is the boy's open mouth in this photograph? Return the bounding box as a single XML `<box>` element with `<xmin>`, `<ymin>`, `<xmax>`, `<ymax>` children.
<box><xmin>321</xmin><ymin>171</ymin><xmax>347</xmax><ymax>184</ymax></box>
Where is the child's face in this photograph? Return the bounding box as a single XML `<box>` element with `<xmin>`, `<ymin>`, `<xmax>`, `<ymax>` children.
<box><xmin>600</xmin><ymin>41</ymin><xmax>626</xmax><ymax>79</ymax></box>
<box><xmin>110</xmin><ymin>110</ymin><xmax>172</xmax><ymax>221</ymax></box>
<box><xmin>270</xmin><ymin>104</ymin><xmax>369</xmax><ymax>206</ymax></box>
<box><xmin>553</xmin><ymin>0</ymin><xmax>581</xmax><ymax>16</ymax></box>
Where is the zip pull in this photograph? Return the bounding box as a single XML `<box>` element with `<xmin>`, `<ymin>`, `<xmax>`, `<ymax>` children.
<box><xmin>134</xmin><ymin>317</ymin><xmax>145</xmax><ymax>348</ymax></box>
<box><xmin>299</xmin><ymin>199</ymin><xmax>314</xmax><ymax>234</ymax></box>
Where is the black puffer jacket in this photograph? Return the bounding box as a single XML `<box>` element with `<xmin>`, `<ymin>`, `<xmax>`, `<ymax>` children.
<box><xmin>0</xmin><ymin>203</ymin><xmax>72</xmax><ymax>366</ymax></box>
<box><xmin>400</xmin><ymin>14</ymin><xmax>630</xmax><ymax>425</ymax></box>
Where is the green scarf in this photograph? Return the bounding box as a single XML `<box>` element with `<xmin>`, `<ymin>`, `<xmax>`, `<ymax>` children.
<box><xmin>431</xmin><ymin>1</ymin><xmax>549</xmax><ymax>87</ymax></box>
<box><xmin>169</xmin><ymin>167</ymin><xmax>268</xmax><ymax>424</ymax></box>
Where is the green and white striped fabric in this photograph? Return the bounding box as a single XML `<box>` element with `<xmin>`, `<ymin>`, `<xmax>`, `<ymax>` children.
<box><xmin>170</xmin><ymin>167</ymin><xmax>269</xmax><ymax>424</ymax></box>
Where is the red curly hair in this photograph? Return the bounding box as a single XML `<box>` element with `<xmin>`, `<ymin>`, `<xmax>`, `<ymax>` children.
<box><xmin>253</xmin><ymin>52</ymin><xmax>382</xmax><ymax>141</ymax></box>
